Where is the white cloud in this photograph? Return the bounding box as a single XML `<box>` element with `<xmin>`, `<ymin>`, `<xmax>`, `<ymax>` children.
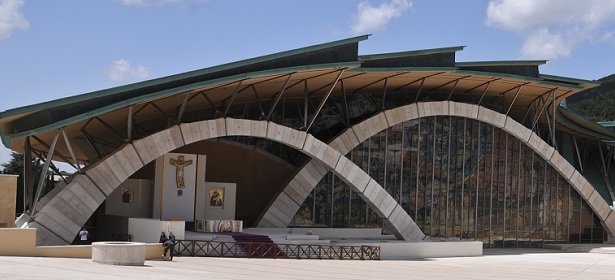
<box><xmin>486</xmin><ymin>0</ymin><xmax>615</xmax><ymax>60</ymax></box>
<box><xmin>0</xmin><ymin>145</ymin><xmax>11</xmax><ymax>167</ymax></box>
<box><xmin>105</xmin><ymin>59</ymin><xmax>151</xmax><ymax>81</ymax></box>
<box><xmin>121</xmin><ymin>0</ymin><xmax>204</xmax><ymax>6</ymax></box>
<box><xmin>0</xmin><ymin>0</ymin><xmax>29</xmax><ymax>41</ymax></box>
<box><xmin>351</xmin><ymin>0</ymin><xmax>412</xmax><ymax>35</ymax></box>
<box><xmin>521</xmin><ymin>28</ymin><xmax>574</xmax><ymax>60</ymax></box>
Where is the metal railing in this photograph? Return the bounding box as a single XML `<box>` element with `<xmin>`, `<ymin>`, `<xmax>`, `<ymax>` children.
<box><xmin>174</xmin><ymin>240</ymin><xmax>380</xmax><ymax>260</ymax></box>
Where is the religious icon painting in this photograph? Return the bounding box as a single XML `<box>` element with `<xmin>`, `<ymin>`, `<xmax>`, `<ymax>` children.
<box><xmin>121</xmin><ymin>188</ymin><xmax>133</xmax><ymax>203</ymax></box>
<box><xmin>209</xmin><ymin>188</ymin><xmax>224</xmax><ymax>208</ymax></box>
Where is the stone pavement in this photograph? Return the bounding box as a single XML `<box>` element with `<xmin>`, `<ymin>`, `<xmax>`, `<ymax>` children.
<box><xmin>1</xmin><ymin>246</ymin><xmax>615</xmax><ymax>279</ymax></box>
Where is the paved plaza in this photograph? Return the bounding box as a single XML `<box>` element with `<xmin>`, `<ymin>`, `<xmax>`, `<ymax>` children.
<box><xmin>1</xmin><ymin>246</ymin><xmax>615</xmax><ymax>279</ymax></box>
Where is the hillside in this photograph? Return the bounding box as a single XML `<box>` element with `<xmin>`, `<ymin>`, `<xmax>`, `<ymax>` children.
<box><xmin>566</xmin><ymin>74</ymin><xmax>615</xmax><ymax>122</ymax></box>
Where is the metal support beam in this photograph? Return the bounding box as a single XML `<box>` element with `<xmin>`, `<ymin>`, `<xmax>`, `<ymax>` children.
<box><xmin>176</xmin><ymin>92</ymin><xmax>193</xmax><ymax>124</ymax></box>
<box><xmin>265</xmin><ymin>74</ymin><xmax>292</xmax><ymax>121</ymax></box>
<box><xmin>606</xmin><ymin>146</ymin><xmax>614</xmax><ymax>174</ymax></box>
<box><xmin>572</xmin><ymin>136</ymin><xmax>584</xmax><ymax>173</ymax></box>
<box><xmin>223</xmin><ymin>80</ymin><xmax>244</xmax><ymax>117</ymax></box>
<box><xmin>531</xmin><ymin>90</ymin><xmax>554</xmax><ymax>131</ymax></box>
<box><xmin>552</xmin><ymin>87</ymin><xmax>557</xmax><ymax>150</ymax></box>
<box><xmin>95</xmin><ymin>117</ymin><xmax>124</xmax><ymax>140</ymax></box>
<box><xmin>303</xmin><ymin>80</ymin><xmax>309</xmax><ymax>128</ymax></box>
<box><xmin>341</xmin><ymin>80</ymin><xmax>350</xmax><ymax>126</ymax></box>
<box><xmin>127</xmin><ymin>106</ymin><xmax>133</xmax><ymax>142</ymax></box>
<box><xmin>61</xmin><ymin>128</ymin><xmax>82</xmax><ymax>172</ymax></box>
<box><xmin>381</xmin><ymin>78</ymin><xmax>388</xmax><ymax>111</ymax></box>
<box><xmin>31</xmin><ymin>131</ymin><xmax>60</xmax><ymax>216</ymax></box>
<box><xmin>414</xmin><ymin>78</ymin><xmax>425</xmax><ymax>103</ymax></box>
<box><xmin>598</xmin><ymin>142</ymin><xmax>615</xmax><ymax>202</ymax></box>
<box><xmin>251</xmin><ymin>85</ymin><xmax>265</xmax><ymax>118</ymax></box>
<box><xmin>544</xmin><ymin>109</ymin><xmax>557</xmax><ymax>150</ymax></box>
<box><xmin>521</xmin><ymin>89</ymin><xmax>552</xmax><ymax>125</ymax></box>
<box><xmin>81</xmin><ymin>129</ymin><xmax>102</xmax><ymax>161</ymax></box>
<box><xmin>31</xmin><ymin>135</ymin><xmax>79</xmax><ymax>171</ymax></box>
<box><xmin>24</xmin><ymin>137</ymin><xmax>33</xmax><ymax>214</ymax></box>
<box><xmin>599</xmin><ymin>142</ymin><xmax>608</xmax><ymax>177</ymax></box>
<box><xmin>476</xmin><ymin>80</ymin><xmax>493</xmax><ymax>106</ymax></box>
<box><xmin>446</xmin><ymin>78</ymin><xmax>460</xmax><ymax>100</ymax></box>
<box><xmin>31</xmin><ymin>149</ymin><xmax>68</xmax><ymax>185</ymax></box>
<box><xmin>305</xmin><ymin>69</ymin><xmax>345</xmax><ymax>132</ymax></box>
<box><xmin>505</xmin><ymin>85</ymin><xmax>523</xmax><ymax>116</ymax></box>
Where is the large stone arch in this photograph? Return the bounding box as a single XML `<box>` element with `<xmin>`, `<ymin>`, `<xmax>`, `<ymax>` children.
<box><xmin>29</xmin><ymin>118</ymin><xmax>424</xmax><ymax>245</ymax></box>
<box><xmin>258</xmin><ymin>101</ymin><xmax>615</xmax><ymax>239</ymax></box>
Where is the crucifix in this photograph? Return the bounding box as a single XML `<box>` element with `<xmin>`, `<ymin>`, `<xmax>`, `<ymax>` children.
<box><xmin>169</xmin><ymin>155</ymin><xmax>193</xmax><ymax>190</ymax></box>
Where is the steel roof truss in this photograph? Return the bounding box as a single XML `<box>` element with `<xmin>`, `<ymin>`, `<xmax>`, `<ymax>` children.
<box><xmin>572</xmin><ymin>135</ymin><xmax>584</xmax><ymax>173</ymax></box>
<box><xmin>250</xmin><ymin>85</ymin><xmax>265</xmax><ymax>118</ymax></box>
<box><xmin>351</xmin><ymin>72</ymin><xmax>406</xmax><ymax>94</ymax></box>
<box><xmin>381</xmin><ymin>78</ymin><xmax>388</xmax><ymax>111</ymax></box>
<box><xmin>175</xmin><ymin>92</ymin><xmax>194</xmax><ymax>125</ymax></box>
<box><xmin>127</xmin><ymin>106</ymin><xmax>134</xmax><ymax>142</ymax></box>
<box><xmin>222</xmin><ymin>80</ymin><xmax>244</xmax><ymax>118</ymax></box>
<box><xmin>544</xmin><ymin>107</ymin><xmax>557</xmax><ymax>150</ymax></box>
<box><xmin>393</xmin><ymin>72</ymin><xmax>445</xmax><ymax>93</ymax></box>
<box><xmin>31</xmin><ymin>147</ymin><xmax>67</xmax><ymax>186</ymax></box>
<box><xmin>424</xmin><ymin>75</ymin><xmax>470</xmax><ymax>99</ymax></box>
<box><xmin>81</xmin><ymin>129</ymin><xmax>101</xmax><ymax>162</ymax></box>
<box><xmin>341</xmin><ymin>79</ymin><xmax>350</xmax><ymax>126</ymax></box>
<box><xmin>504</xmin><ymin>85</ymin><xmax>524</xmax><ymax>116</ymax></box>
<box><xmin>446</xmin><ymin>78</ymin><xmax>460</xmax><ymax>100</ymax></box>
<box><xmin>598</xmin><ymin>143</ymin><xmax>615</xmax><ymax>201</ymax></box>
<box><xmin>61</xmin><ymin>128</ymin><xmax>82</xmax><ymax>172</ymax></box>
<box><xmin>472</xmin><ymin>79</ymin><xmax>498</xmax><ymax>106</ymax></box>
<box><xmin>31</xmin><ymin>131</ymin><xmax>59</xmax><ymax>216</ymax></box>
<box><xmin>95</xmin><ymin>117</ymin><xmax>124</xmax><ymax>141</ymax></box>
<box><xmin>199</xmin><ymin>91</ymin><xmax>219</xmax><ymax>117</ymax></box>
<box><xmin>521</xmin><ymin>88</ymin><xmax>553</xmax><ymax>125</ymax></box>
<box><xmin>532</xmin><ymin>89</ymin><xmax>555</xmax><ymax>129</ymax></box>
<box><xmin>303</xmin><ymin>80</ymin><xmax>308</xmax><ymax>128</ymax></box>
<box><xmin>265</xmin><ymin>74</ymin><xmax>293</xmax><ymax>121</ymax></box>
<box><xmin>413</xmin><ymin>78</ymin><xmax>426</xmax><ymax>103</ymax></box>
<box><xmin>31</xmin><ymin>134</ymin><xmax>78</xmax><ymax>171</ymax></box>
<box><xmin>305</xmin><ymin>69</ymin><xmax>345</xmax><ymax>132</ymax></box>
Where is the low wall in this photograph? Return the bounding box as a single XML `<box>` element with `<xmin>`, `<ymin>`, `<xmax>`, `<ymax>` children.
<box><xmin>341</xmin><ymin>240</ymin><xmax>484</xmax><ymax>259</ymax></box>
<box><xmin>0</xmin><ymin>228</ymin><xmax>164</xmax><ymax>259</ymax></box>
<box><xmin>245</xmin><ymin>228</ymin><xmax>389</xmax><ymax>239</ymax></box>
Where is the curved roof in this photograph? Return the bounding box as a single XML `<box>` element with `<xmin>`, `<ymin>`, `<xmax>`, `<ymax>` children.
<box><xmin>0</xmin><ymin>35</ymin><xmax>608</xmax><ymax>165</ymax></box>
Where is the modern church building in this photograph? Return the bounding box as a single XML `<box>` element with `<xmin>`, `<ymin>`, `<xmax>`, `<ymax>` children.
<box><xmin>2</xmin><ymin>36</ymin><xmax>615</xmax><ymax>248</ymax></box>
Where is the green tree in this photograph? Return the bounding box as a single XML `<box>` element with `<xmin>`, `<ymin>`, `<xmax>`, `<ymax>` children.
<box><xmin>1</xmin><ymin>152</ymin><xmax>25</xmax><ymax>214</ymax></box>
<box><xmin>1</xmin><ymin>152</ymin><xmax>57</xmax><ymax>215</ymax></box>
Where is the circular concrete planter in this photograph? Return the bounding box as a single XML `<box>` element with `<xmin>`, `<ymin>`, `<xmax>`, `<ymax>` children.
<box><xmin>91</xmin><ymin>242</ymin><xmax>146</xmax><ymax>266</ymax></box>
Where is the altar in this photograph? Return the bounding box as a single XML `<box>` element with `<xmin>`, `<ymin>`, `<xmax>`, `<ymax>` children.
<box><xmin>195</xmin><ymin>220</ymin><xmax>243</xmax><ymax>233</ymax></box>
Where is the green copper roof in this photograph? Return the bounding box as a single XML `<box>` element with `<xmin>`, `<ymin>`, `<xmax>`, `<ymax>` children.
<box><xmin>0</xmin><ymin>35</ymin><xmax>369</xmax><ymax>120</ymax></box>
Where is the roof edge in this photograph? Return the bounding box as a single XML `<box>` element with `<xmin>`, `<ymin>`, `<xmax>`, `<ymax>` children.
<box><xmin>2</xmin><ymin>62</ymin><xmax>362</xmax><ymax>145</ymax></box>
<box><xmin>359</xmin><ymin>46</ymin><xmax>465</xmax><ymax>61</ymax></box>
<box><xmin>0</xmin><ymin>35</ymin><xmax>370</xmax><ymax>120</ymax></box>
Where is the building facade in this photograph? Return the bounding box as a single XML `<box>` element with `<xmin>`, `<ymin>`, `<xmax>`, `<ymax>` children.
<box><xmin>2</xmin><ymin>36</ymin><xmax>614</xmax><ymax>247</ymax></box>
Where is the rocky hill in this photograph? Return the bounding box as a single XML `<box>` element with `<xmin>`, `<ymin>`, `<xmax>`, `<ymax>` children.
<box><xmin>567</xmin><ymin>74</ymin><xmax>615</xmax><ymax>122</ymax></box>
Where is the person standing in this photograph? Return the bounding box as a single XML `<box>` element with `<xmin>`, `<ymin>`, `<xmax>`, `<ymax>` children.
<box><xmin>79</xmin><ymin>228</ymin><xmax>89</xmax><ymax>245</ymax></box>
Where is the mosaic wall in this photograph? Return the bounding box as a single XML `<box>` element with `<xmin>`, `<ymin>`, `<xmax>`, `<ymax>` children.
<box><xmin>293</xmin><ymin>116</ymin><xmax>606</xmax><ymax>247</ymax></box>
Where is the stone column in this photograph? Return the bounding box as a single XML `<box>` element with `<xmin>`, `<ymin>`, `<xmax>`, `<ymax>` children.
<box><xmin>0</xmin><ymin>174</ymin><xmax>18</xmax><ymax>228</ymax></box>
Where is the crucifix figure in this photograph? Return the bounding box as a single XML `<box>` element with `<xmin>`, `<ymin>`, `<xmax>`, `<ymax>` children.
<box><xmin>169</xmin><ymin>155</ymin><xmax>193</xmax><ymax>189</ymax></box>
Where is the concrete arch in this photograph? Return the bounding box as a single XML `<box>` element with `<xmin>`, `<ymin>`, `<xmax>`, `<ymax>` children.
<box><xmin>29</xmin><ymin>118</ymin><xmax>424</xmax><ymax>245</ymax></box>
<box><xmin>258</xmin><ymin>101</ymin><xmax>615</xmax><ymax>238</ymax></box>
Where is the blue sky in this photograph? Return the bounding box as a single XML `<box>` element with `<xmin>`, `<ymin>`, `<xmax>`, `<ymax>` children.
<box><xmin>1</xmin><ymin>0</ymin><xmax>615</xmax><ymax>167</ymax></box>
